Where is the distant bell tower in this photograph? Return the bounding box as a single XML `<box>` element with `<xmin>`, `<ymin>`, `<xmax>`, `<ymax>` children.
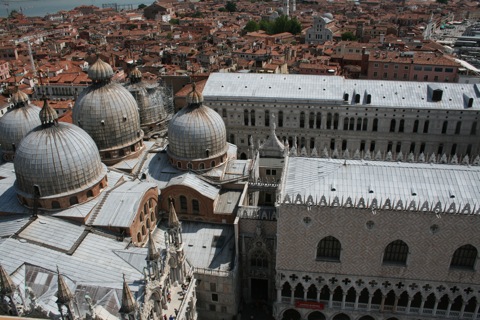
<box><xmin>283</xmin><ymin>0</ymin><xmax>296</xmax><ymax>16</ymax></box>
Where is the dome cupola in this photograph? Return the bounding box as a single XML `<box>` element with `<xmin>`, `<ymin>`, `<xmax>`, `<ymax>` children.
<box><xmin>167</xmin><ymin>83</ymin><xmax>228</xmax><ymax>171</ymax></box>
<box><xmin>125</xmin><ymin>68</ymin><xmax>167</xmax><ymax>135</ymax></box>
<box><xmin>73</xmin><ymin>58</ymin><xmax>144</xmax><ymax>165</ymax></box>
<box><xmin>0</xmin><ymin>86</ymin><xmax>41</xmax><ymax>161</ymax></box>
<box><xmin>14</xmin><ymin>97</ymin><xmax>108</xmax><ymax>210</ymax></box>
<box><xmin>88</xmin><ymin>58</ymin><xmax>114</xmax><ymax>83</ymax></box>
<box><xmin>129</xmin><ymin>68</ymin><xmax>143</xmax><ymax>84</ymax></box>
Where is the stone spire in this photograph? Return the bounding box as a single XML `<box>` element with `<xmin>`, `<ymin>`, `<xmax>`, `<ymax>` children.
<box><xmin>146</xmin><ymin>232</ymin><xmax>161</xmax><ymax>280</ymax></box>
<box><xmin>0</xmin><ymin>264</ymin><xmax>18</xmax><ymax>316</ymax></box>
<box><xmin>56</xmin><ymin>266</ymin><xmax>73</xmax><ymax>305</ymax></box>
<box><xmin>168</xmin><ymin>198</ymin><xmax>182</xmax><ymax>248</ymax></box>
<box><xmin>56</xmin><ymin>266</ymin><xmax>75</xmax><ymax>320</ymax></box>
<box><xmin>146</xmin><ymin>232</ymin><xmax>160</xmax><ymax>262</ymax></box>
<box><xmin>168</xmin><ymin>198</ymin><xmax>180</xmax><ymax>229</ymax></box>
<box><xmin>119</xmin><ymin>275</ymin><xmax>137</xmax><ymax>318</ymax></box>
<box><xmin>0</xmin><ymin>264</ymin><xmax>15</xmax><ymax>296</ymax></box>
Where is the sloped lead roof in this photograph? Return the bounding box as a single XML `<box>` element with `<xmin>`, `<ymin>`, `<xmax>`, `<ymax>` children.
<box><xmin>203</xmin><ymin>73</ymin><xmax>480</xmax><ymax>110</ymax></box>
<box><xmin>283</xmin><ymin>157</ymin><xmax>480</xmax><ymax>214</ymax></box>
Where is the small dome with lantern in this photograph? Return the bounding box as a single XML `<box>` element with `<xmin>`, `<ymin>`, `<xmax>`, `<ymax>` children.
<box><xmin>167</xmin><ymin>83</ymin><xmax>228</xmax><ymax>171</ymax></box>
<box><xmin>14</xmin><ymin>98</ymin><xmax>107</xmax><ymax>210</ymax></box>
<box><xmin>73</xmin><ymin>58</ymin><xmax>144</xmax><ymax>165</ymax></box>
<box><xmin>125</xmin><ymin>67</ymin><xmax>167</xmax><ymax>135</ymax></box>
<box><xmin>0</xmin><ymin>86</ymin><xmax>41</xmax><ymax>162</ymax></box>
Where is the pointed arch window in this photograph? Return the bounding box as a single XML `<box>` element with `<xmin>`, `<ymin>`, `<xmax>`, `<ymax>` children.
<box><xmin>450</xmin><ymin>244</ymin><xmax>477</xmax><ymax>270</ymax></box>
<box><xmin>316</xmin><ymin>236</ymin><xmax>341</xmax><ymax>261</ymax></box>
<box><xmin>383</xmin><ymin>240</ymin><xmax>409</xmax><ymax>266</ymax></box>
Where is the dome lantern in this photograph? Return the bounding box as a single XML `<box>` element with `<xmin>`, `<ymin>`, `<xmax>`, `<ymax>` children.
<box><xmin>88</xmin><ymin>58</ymin><xmax>114</xmax><ymax>84</ymax></box>
<box><xmin>39</xmin><ymin>96</ymin><xmax>58</xmax><ymax>127</ymax></box>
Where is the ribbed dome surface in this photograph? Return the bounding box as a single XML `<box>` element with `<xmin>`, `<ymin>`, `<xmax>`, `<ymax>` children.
<box><xmin>14</xmin><ymin>123</ymin><xmax>107</xmax><ymax>198</ymax></box>
<box><xmin>0</xmin><ymin>104</ymin><xmax>41</xmax><ymax>153</ymax></box>
<box><xmin>88</xmin><ymin>58</ymin><xmax>114</xmax><ymax>82</ymax></box>
<box><xmin>73</xmin><ymin>83</ymin><xmax>143</xmax><ymax>151</ymax></box>
<box><xmin>126</xmin><ymin>82</ymin><xmax>165</xmax><ymax>127</ymax></box>
<box><xmin>168</xmin><ymin>103</ymin><xmax>227</xmax><ymax>160</ymax></box>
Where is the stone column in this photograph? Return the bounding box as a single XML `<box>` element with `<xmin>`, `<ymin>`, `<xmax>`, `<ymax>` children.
<box><xmin>419</xmin><ymin>298</ymin><xmax>425</xmax><ymax>314</ymax></box>
<box><xmin>367</xmin><ymin>294</ymin><xmax>373</xmax><ymax>311</ymax></box>
<box><xmin>329</xmin><ymin>292</ymin><xmax>333</xmax><ymax>308</ymax></box>
<box><xmin>393</xmin><ymin>295</ymin><xmax>399</xmax><ymax>313</ymax></box>
<box><xmin>446</xmin><ymin>298</ymin><xmax>452</xmax><ymax>317</ymax></box>
<box><xmin>277</xmin><ymin>287</ymin><xmax>282</xmax><ymax>303</ymax></box>
<box><xmin>406</xmin><ymin>296</ymin><xmax>412</xmax><ymax>314</ymax></box>
<box><xmin>290</xmin><ymin>290</ymin><xmax>294</xmax><ymax>305</ymax></box>
<box><xmin>380</xmin><ymin>294</ymin><xmax>386</xmax><ymax>312</ymax></box>
<box><xmin>354</xmin><ymin>293</ymin><xmax>360</xmax><ymax>310</ymax></box>
<box><xmin>433</xmin><ymin>297</ymin><xmax>439</xmax><ymax>316</ymax></box>
<box><xmin>316</xmin><ymin>290</ymin><xmax>321</xmax><ymax>303</ymax></box>
<box><xmin>341</xmin><ymin>293</ymin><xmax>346</xmax><ymax>309</ymax></box>
<box><xmin>303</xmin><ymin>288</ymin><xmax>307</xmax><ymax>301</ymax></box>
<box><xmin>460</xmin><ymin>301</ymin><xmax>466</xmax><ymax>319</ymax></box>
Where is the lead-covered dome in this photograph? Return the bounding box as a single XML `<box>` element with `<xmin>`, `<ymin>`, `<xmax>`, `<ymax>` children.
<box><xmin>14</xmin><ymin>99</ymin><xmax>107</xmax><ymax>210</ymax></box>
<box><xmin>126</xmin><ymin>68</ymin><xmax>166</xmax><ymax>134</ymax></box>
<box><xmin>73</xmin><ymin>58</ymin><xmax>144</xmax><ymax>165</ymax></box>
<box><xmin>0</xmin><ymin>87</ymin><xmax>41</xmax><ymax>161</ymax></box>
<box><xmin>167</xmin><ymin>84</ymin><xmax>228</xmax><ymax>171</ymax></box>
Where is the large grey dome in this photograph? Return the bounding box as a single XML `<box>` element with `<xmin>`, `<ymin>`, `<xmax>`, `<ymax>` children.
<box><xmin>0</xmin><ymin>90</ymin><xmax>41</xmax><ymax>160</ymax></box>
<box><xmin>168</xmin><ymin>88</ymin><xmax>227</xmax><ymax>161</ymax></box>
<box><xmin>14</xmin><ymin>120</ymin><xmax>107</xmax><ymax>200</ymax></box>
<box><xmin>73</xmin><ymin>59</ymin><xmax>144</xmax><ymax>158</ymax></box>
<box><xmin>73</xmin><ymin>83</ymin><xmax>143</xmax><ymax>150</ymax></box>
<box><xmin>126</xmin><ymin>69</ymin><xmax>166</xmax><ymax>130</ymax></box>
